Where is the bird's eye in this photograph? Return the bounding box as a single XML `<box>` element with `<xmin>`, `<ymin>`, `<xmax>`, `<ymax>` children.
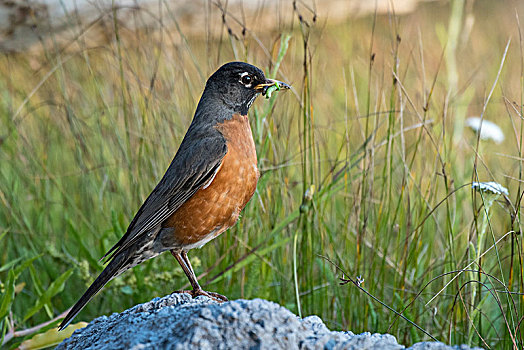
<box><xmin>240</xmin><ymin>74</ymin><xmax>253</xmax><ymax>86</ymax></box>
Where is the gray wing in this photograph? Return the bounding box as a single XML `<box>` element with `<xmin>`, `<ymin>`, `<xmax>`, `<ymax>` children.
<box><xmin>103</xmin><ymin>132</ymin><xmax>227</xmax><ymax>261</ymax></box>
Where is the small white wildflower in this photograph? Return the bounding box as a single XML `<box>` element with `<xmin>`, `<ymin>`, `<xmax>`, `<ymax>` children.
<box><xmin>465</xmin><ymin>117</ymin><xmax>504</xmax><ymax>144</ymax></box>
<box><xmin>304</xmin><ymin>185</ymin><xmax>315</xmax><ymax>201</ymax></box>
<box><xmin>356</xmin><ymin>275</ymin><xmax>364</xmax><ymax>286</ymax></box>
<box><xmin>472</xmin><ymin>181</ymin><xmax>509</xmax><ymax>196</ymax></box>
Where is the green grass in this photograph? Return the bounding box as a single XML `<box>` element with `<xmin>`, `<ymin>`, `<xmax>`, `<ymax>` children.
<box><xmin>1</xmin><ymin>0</ymin><xmax>524</xmax><ymax>348</ymax></box>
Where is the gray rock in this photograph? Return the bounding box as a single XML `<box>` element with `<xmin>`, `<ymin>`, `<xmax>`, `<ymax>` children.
<box><xmin>57</xmin><ymin>293</ymin><xmax>481</xmax><ymax>350</ymax></box>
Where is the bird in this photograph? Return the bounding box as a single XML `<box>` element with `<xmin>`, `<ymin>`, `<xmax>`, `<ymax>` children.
<box><xmin>58</xmin><ymin>62</ymin><xmax>290</xmax><ymax>330</ymax></box>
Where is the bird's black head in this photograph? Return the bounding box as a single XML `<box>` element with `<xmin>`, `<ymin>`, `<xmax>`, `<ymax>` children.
<box><xmin>202</xmin><ymin>61</ymin><xmax>289</xmax><ymax>116</ymax></box>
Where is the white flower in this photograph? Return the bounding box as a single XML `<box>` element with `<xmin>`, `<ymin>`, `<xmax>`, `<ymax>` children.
<box><xmin>303</xmin><ymin>185</ymin><xmax>315</xmax><ymax>201</ymax></box>
<box><xmin>465</xmin><ymin>117</ymin><xmax>504</xmax><ymax>144</ymax></box>
<box><xmin>472</xmin><ymin>181</ymin><xmax>508</xmax><ymax>196</ymax></box>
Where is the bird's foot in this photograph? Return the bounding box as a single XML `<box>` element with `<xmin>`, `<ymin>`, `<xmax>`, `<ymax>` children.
<box><xmin>173</xmin><ymin>288</ymin><xmax>228</xmax><ymax>303</ymax></box>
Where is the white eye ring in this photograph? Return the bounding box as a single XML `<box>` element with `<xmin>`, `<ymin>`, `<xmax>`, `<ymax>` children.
<box><xmin>239</xmin><ymin>72</ymin><xmax>253</xmax><ymax>87</ymax></box>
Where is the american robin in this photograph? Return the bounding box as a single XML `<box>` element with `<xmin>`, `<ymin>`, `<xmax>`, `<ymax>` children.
<box><xmin>58</xmin><ymin>62</ymin><xmax>289</xmax><ymax>330</ymax></box>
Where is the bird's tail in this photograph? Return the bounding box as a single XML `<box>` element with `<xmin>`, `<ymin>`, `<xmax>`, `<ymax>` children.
<box><xmin>58</xmin><ymin>251</ymin><xmax>129</xmax><ymax>330</ymax></box>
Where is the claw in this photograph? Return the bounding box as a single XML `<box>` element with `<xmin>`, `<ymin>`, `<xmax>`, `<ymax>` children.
<box><xmin>173</xmin><ymin>289</ymin><xmax>228</xmax><ymax>303</ymax></box>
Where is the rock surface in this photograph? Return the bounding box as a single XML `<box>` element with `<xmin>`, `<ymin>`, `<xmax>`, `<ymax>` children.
<box><xmin>57</xmin><ymin>293</ymin><xmax>481</xmax><ymax>350</ymax></box>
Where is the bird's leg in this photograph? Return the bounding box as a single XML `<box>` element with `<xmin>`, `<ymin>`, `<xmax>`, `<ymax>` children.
<box><xmin>178</xmin><ymin>251</ymin><xmax>202</xmax><ymax>291</ymax></box>
<box><xmin>170</xmin><ymin>250</ymin><xmax>228</xmax><ymax>302</ymax></box>
<box><xmin>180</xmin><ymin>251</ymin><xmax>228</xmax><ymax>302</ymax></box>
<box><xmin>171</xmin><ymin>250</ymin><xmax>201</xmax><ymax>291</ymax></box>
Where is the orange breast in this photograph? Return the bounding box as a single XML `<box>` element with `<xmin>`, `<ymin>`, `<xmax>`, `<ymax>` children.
<box><xmin>163</xmin><ymin>113</ymin><xmax>259</xmax><ymax>248</ymax></box>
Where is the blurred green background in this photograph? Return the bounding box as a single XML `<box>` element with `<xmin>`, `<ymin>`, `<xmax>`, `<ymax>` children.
<box><xmin>2</xmin><ymin>0</ymin><xmax>524</xmax><ymax>348</ymax></box>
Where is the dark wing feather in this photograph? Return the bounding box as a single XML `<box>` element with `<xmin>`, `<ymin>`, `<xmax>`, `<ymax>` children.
<box><xmin>103</xmin><ymin>132</ymin><xmax>227</xmax><ymax>261</ymax></box>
